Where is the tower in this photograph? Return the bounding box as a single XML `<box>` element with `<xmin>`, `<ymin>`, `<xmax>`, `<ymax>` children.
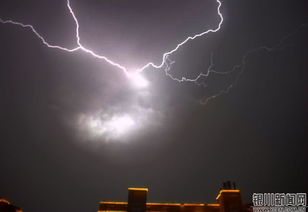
<box><xmin>216</xmin><ymin>181</ymin><xmax>242</xmax><ymax>212</ymax></box>
<box><xmin>127</xmin><ymin>187</ymin><xmax>148</xmax><ymax>212</ymax></box>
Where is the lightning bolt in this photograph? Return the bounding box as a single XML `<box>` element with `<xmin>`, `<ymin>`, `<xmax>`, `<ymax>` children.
<box><xmin>0</xmin><ymin>0</ymin><xmax>223</xmax><ymax>80</ymax></box>
<box><xmin>197</xmin><ymin>23</ymin><xmax>308</xmax><ymax>104</ymax></box>
<box><xmin>2</xmin><ymin>0</ymin><xmax>306</xmax><ymax>141</ymax></box>
<box><xmin>1</xmin><ymin>0</ymin><xmax>306</xmax><ymax>107</ymax></box>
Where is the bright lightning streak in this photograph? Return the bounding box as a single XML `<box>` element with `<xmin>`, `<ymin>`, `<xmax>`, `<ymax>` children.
<box><xmin>66</xmin><ymin>0</ymin><xmax>128</xmax><ymax>73</ymax></box>
<box><xmin>0</xmin><ymin>18</ymin><xmax>80</xmax><ymax>52</ymax></box>
<box><xmin>137</xmin><ymin>0</ymin><xmax>223</xmax><ymax>73</ymax></box>
<box><xmin>1</xmin><ymin>0</ymin><xmax>306</xmax><ymax>107</ymax></box>
<box><xmin>198</xmin><ymin>23</ymin><xmax>308</xmax><ymax>104</ymax></box>
<box><xmin>0</xmin><ymin>0</ymin><xmax>223</xmax><ymax>81</ymax></box>
<box><xmin>2</xmin><ymin>0</ymin><xmax>306</xmax><ymax>141</ymax></box>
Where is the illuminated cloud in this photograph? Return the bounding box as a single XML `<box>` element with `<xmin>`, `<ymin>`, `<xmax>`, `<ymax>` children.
<box><xmin>87</xmin><ymin>114</ymin><xmax>135</xmax><ymax>138</ymax></box>
<box><xmin>0</xmin><ymin>0</ymin><xmax>223</xmax><ymax>83</ymax></box>
<box><xmin>77</xmin><ymin>104</ymin><xmax>162</xmax><ymax>142</ymax></box>
<box><xmin>128</xmin><ymin>73</ymin><xmax>149</xmax><ymax>89</ymax></box>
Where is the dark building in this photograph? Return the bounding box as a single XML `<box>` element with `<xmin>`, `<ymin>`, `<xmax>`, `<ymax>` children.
<box><xmin>98</xmin><ymin>182</ymin><xmax>251</xmax><ymax>212</ymax></box>
<box><xmin>128</xmin><ymin>188</ymin><xmax>148</xmax><ymax>212</ymax></box>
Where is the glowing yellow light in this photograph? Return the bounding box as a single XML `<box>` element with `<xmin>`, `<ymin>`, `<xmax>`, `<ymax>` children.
<box><xmin>100</xmin><ymin>201</ymin><xmax>127</xmax><ymax>205</ymax></box>
<box><xmin>128</xmin><ymin>187</ymin><xmax>149</xmax><ymax>191</ymax></box>
<box><xmin>216</xmin><ymin>189</ymin><xmax>240</xmax><ymax>200</ymax></box>
<box><xmin>99</xmin><ymin>201</ymin><xmax>220</xmax><ymax>208</ymax></box>
<box><xmin>0</xmin><ymin>198</ymin><xmax>10</xmax><ymax>204</ymax></box>
<box><xmin>182</xmin><ymin>203</ymin><xmax>205</xmax><ymax>206</ymax></box>
<box><xmin>147</xmin><ymin>202</ymin><xmax>181</xmax><ymax>206</ymax></box>
<box><xmin>207</xmin><ymin>203</ymin><xmax>220</xmax><ymax>207</ymax></box>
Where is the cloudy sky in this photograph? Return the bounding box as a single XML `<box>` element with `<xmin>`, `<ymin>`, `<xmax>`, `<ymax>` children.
<box><xmin>0</xmin><ymin>0</ymin><xmax>307</xmax><ymax>212</ymax></box>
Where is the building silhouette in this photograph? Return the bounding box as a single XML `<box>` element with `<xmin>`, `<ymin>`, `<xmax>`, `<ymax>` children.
<box><xmin>98</xmin><ymin>182</ymin><xmax>251</xmax><ymax>212</ymax></box>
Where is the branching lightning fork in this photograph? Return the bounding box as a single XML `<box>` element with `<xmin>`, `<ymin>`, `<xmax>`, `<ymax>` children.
<box><xmin>198</xmin><ymin>23</ymin><xmax>308</xmax><ymax>104</ymax></box>
<box><xmin>1</xmin><ymin>0</ymin><xmax>305</xmax><ymax>106</ymax></box>
<box><xmin>0</xmin><ymin>0</ymin><xmax>223</xmax><ymax>81</ymax></box>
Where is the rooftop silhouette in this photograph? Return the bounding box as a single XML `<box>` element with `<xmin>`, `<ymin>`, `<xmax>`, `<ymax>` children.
<box><xmin>98</xmin><ymin>181</ymin><xmax>251</xmax><ymax>212</ymax></box>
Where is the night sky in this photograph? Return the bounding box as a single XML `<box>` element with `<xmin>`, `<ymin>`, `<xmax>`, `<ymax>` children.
<box><xmin>0</xmin><ymin>0</ymin><xmax>308</xmax><ymax>212</ymax></box>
